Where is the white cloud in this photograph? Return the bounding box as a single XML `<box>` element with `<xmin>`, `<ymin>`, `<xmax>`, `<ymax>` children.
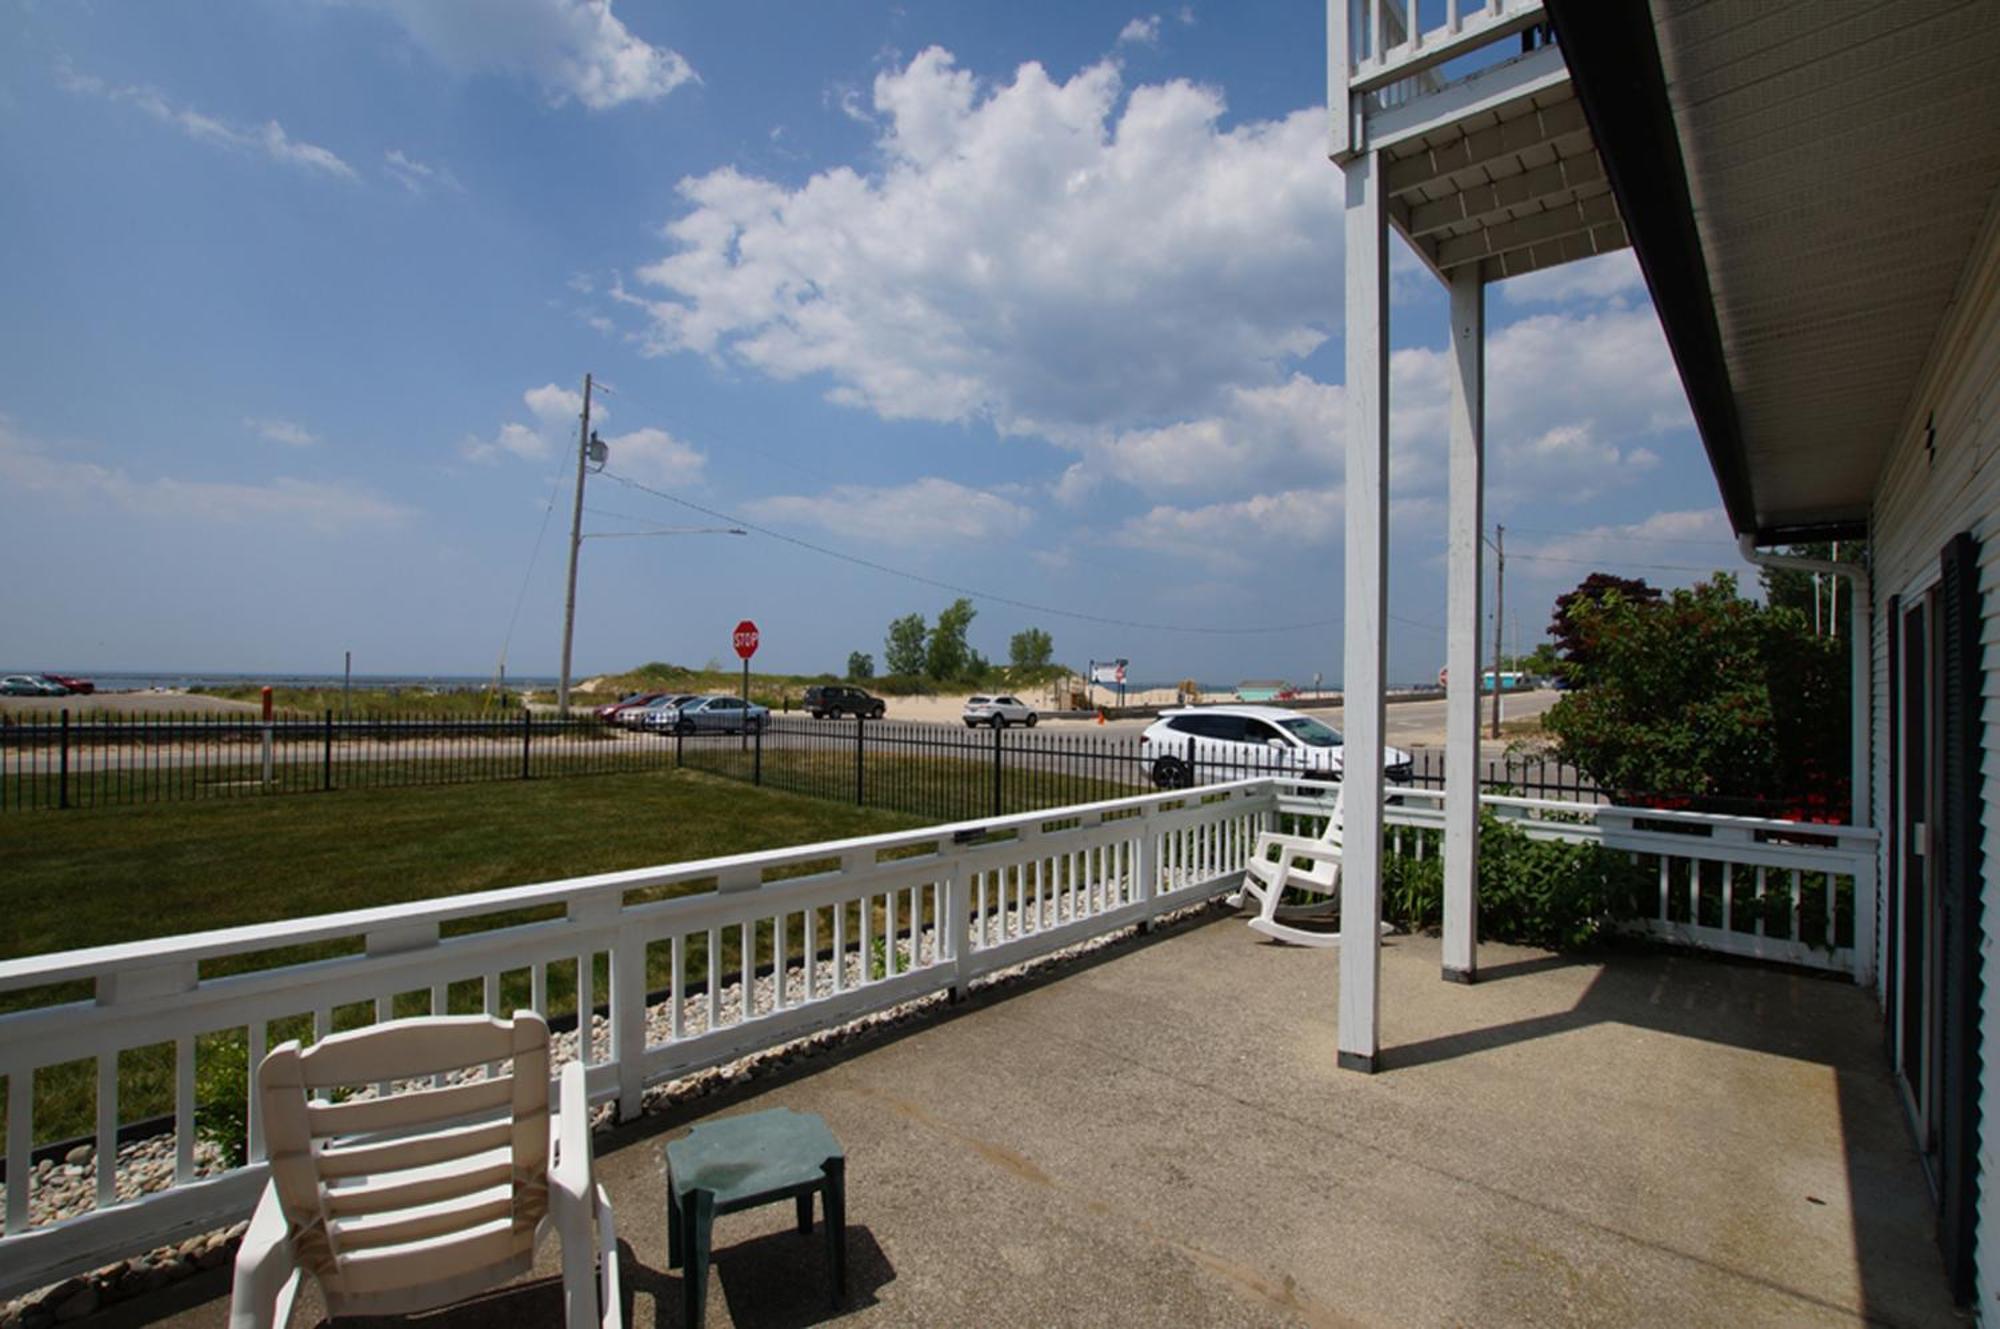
<box><xmin>630</xmin><ymin>47</ymin><xmax>1339</xmax><ymax>438</ymax></box>
<box><xmin>243</xmin><ymin>417</ymin><xmax>318</xmax><ymax>448</ymax></box>
<box><xmin>383</xmin><ymin>148</ymin><xmax>462</xmax><ymax>195</ymax></box>
<box><xmin>747</xmin><ymin>478</ymin><xmax>1032</xmax><ymax>546</ymax></box>
<box><xmin>1118</xmin><ymin>16</ymin><xmax>1162</xmax><ymax>46</ymax></box>
<box><xmin>353</xmin><ymin>0</ymin><xmax>696</xmax><ymax>110</ymax></box>
<box><xmin>460</xmin><ymin>384</ymin><xmax>708</xmax><ymax>484</ymax></box>
<box><xmin>0</xmin><ymin>422</ymin><xmax>407</xmax><ymax>531</ymax></box>
<box><xmin>462</xmin><ymin>383</ymin><xmax>586</xmax><ymax>463</ymax></box>
<box><xmin>57</xmin><ymin>62</ymin><xmax>356</xmax><ymax>180</ymax></box>
<box><xmin>602</xmin><ymin>426</ymin><xmax>704</xmax><ymax>486</ymax></box>
<box><xmin>1511</xmin><ymin>508</ymin><xmax>1742</xmax><ymax>591</ymax></box>
<box><xmin>1496</xmin><ymin>249</ymin><xmax>1646</xmax><ymax>306</ymax></box>
<box><xmin>1111</xmin><ymin>487</ymin><xmax>1343</xmax><ymax>570</ymax></box>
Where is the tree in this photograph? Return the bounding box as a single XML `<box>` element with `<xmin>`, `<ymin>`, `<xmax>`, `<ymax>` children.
<box><xmin>883</xmin><ymin>614</ymin><xmax>927</xmax><ymax>676</ymax></box>
<box><xmin>846</xmin><ymin>651</ymin><xmax>874</xmax><ymax>681</ymax></box>
<box><xmin>1548</xmin><ymin>573</ymin><xmax>1661</xmax><ymax>678</ymax></box>
<box><xmin>1009</xmin><ymin>627</ymin><xmax>1054</xmax><ymax>670</ymax></box>
<box><xmin>925</xmin><ymin>598</ymin><xmax>977</xmax><ymax>680</ymax></box>
<box><xmin>1543</xmin><ymin>574</ymin><xmax>1849</xmax><ymax>818</ymax></box>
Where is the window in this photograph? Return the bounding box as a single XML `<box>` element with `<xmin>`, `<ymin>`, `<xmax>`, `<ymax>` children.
<box><xmin>1276</xmin><ymin>716</ymin><xmax>1342</xmax><ymax>747</ymax></box>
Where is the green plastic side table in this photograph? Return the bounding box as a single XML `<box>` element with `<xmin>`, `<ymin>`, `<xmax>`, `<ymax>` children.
<box><xmin>665</xmin><ymin>1107</ymin><xmax>847</xmax><ymax>1325</ymax></box>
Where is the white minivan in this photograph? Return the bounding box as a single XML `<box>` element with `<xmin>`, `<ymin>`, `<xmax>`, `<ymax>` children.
<box><xmin>1138</xmin><ymin>705</ymin><xmax>1412</xmax><ymax>788</ymax></box>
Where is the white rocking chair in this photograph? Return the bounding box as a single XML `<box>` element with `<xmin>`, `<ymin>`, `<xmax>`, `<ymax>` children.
<box><xmin>229</xmin><ymin>1011</ymin><xmax>621</xmax><ymax>1329</ymax></box>
<box><xmin>1231</xmin><ymin>786</ymin><xmax>1391</xmax><ymax>947</ymax></box>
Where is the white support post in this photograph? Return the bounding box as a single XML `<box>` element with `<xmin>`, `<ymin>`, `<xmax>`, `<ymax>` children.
<box><xmin>1339</xmin><ymin>148</ymin><xmax>1389</xmax><ymax>1074</ymax></box>
<box><xmin>1442</xmin><ymin>265</ymin><xmax>1484</xmax><ymax>984</ymax></box>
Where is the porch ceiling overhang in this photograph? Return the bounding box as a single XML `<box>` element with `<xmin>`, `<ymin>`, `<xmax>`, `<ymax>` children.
<box><xmin>1374</xmin><ymin>42</ymin><xmax>1630</xmax><ymax>286</ymax></box>
<box><xmin>1547</xmin><ymin>0</ymin><xmax>2000</xmax><ymax>542</ymax></box>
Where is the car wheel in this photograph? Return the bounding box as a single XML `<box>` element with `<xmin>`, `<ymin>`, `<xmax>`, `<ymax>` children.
<box><xmin>675</xmin><ymin>719</ymin><xmax>694</xmax><ymax>736</ymax></box>
<box><xmin>993</xmin><ymin>716</ymin><xmax>1007</xmax><ymax>730</ymax></box>
<box><xmin>1024</xmin><ymin>713</ymin><xmax>1038</xmax><ymax>728</ymax></box>
<box><xmin>871</xmin><ymin>705</ymin><xmax>885</xmax><ymax>719</ymax></box>
<box><xmin>1151</xmin><ymin>756</ymin><xmax>1193</xmax><ymax>790</ymax></box>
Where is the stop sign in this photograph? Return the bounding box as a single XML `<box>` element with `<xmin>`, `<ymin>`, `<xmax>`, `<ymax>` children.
<box><xmin>733</xmin><ymin>620</ymin><xmax>760</xmax><ymax>660</ymax></box>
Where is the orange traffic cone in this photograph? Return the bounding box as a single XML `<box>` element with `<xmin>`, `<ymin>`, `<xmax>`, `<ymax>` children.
<box><xmin>1096</xmin><ymin>710</ymin><xmax>1106</xmax><ymax>725</ymax></box>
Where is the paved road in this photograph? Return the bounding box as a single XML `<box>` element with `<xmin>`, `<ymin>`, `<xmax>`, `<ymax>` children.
<box><xmin>857</xmin><ymin>689</ymin><xmax>1564</xmax><ymax>749</ymax></box>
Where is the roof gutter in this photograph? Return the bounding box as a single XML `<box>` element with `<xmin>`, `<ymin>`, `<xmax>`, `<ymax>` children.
<box><xmin>1737</xmin><ymin>537</ymin><xmax>1871</xmax><ymax>829</ymax></box>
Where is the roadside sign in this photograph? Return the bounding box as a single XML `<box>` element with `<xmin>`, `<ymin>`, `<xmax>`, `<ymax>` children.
<box><xmin>733</xmin><ymin>620</ymin><xmax>760</xmax><ymax>660</ymax></box>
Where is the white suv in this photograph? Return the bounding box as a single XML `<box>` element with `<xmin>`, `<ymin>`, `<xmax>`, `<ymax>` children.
<box><xmin>1139</xmin><ymin>705</ymin><xmax>1412</xmax><ymax>788</ymax></box>
<box><xmin>962</xmin><ymin>695</ymin><xmax>1037</xmax><ymax>728</ymax></box>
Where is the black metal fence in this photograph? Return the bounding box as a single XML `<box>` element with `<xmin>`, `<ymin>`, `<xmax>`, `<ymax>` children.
<box><xmin>19</xmin><ymin>706</ymin><xmax>1819</xmax><ymax>824</ymax></box>
<box><xmin>0</xmin><ymin>709</ymin><xmax>673</xmax><ymax>812</ymax></box>
<box><xmin>1404</xmin><ymin>747</ymin><xmax>1608</xmax><ymax>803</ymax></box>
<box><xmin>678</xmin><ymin>716</ymin><xmax>1310</xmax><ymax>824</ymax></box>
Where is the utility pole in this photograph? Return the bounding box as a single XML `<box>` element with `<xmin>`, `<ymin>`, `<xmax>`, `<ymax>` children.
<box><xmin>556</xmin><ymin>372</ymin><xmax>594</xmax><ymax>719</ymax></box>
<box><xmin>1489</xmin><ymin>523</ymin><xmax>1505</xmax><ymax>739</ymax></box>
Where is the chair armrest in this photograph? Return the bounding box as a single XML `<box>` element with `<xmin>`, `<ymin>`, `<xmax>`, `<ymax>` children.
<box><xmin>550</xmin><ymin>1060</ymin><xmax>595</xmax><ymax>1210</ymax></box>
<box><xmin>1253</xmin><ymin>832</ymin><xmax>1343</xmax><ymax>863</ymax></box>
<box><xmin>228</xmin><ymin>1181</ymin><xmax>300</xmax><ymax>1329</ymax></box>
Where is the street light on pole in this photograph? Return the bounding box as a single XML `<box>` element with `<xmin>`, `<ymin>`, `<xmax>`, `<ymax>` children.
<box><xmin>553</xmin><ymin>372</ymin><xmax>746</xmax><ymax>718</ymax></box>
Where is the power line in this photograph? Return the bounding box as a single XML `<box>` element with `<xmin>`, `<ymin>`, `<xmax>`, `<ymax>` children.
<box><xmin>601</xmin><ymin>468</ymin><xmax>1446</xmax><ymax>637</ymax></box>
<box><xmin>1501</xmin><ymin>523</ymin><xmax>1741</xmax><ymax>547</ymax></box>
<box><xmin>1509</xmin><ymin>551</ymin><xmax>1732</xmax><ymax>574</ymax></box>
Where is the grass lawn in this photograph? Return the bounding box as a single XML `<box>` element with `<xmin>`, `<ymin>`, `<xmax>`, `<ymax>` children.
<box><xmin>0</xmin><ymin>768</ymin><xmax>925</xmax><ymax>963</ymax></box>
<box><xmin>1</xmin><ymin>770</ymin><xmax>931</xmax><ymax>1146</ymax></box>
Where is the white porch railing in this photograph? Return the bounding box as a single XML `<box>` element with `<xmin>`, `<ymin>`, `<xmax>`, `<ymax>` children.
<box><xmin>1329</xmin><ymin>0</ymin><xmax>1555</xmax><ymax>159</ymax></box>
<box><xmin>1277</xmin><ymin>786</ymin><xmax>1879</xmax><ymax>977</ymax></box>
<box><xmin>0</xmin><ymin>780</ymin><xmax>1271</xmax><ymax>1300</ymax></box>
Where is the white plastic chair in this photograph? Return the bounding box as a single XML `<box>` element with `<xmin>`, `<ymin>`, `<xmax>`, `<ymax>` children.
<box><xmin>1232</xmin><ymin>785</ymin><xmax>1390</xmax><ymax>947</ymax></box>
<box><xmin>229</xmin><ymin>1011</ymin><xmax>621</xmax><ymax>1329</ymax></box>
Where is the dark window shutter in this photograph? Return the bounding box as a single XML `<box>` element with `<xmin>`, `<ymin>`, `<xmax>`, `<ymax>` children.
<box><xmin>1935</xmin><ymin>532</ymin><xmax>1983</xmax><ymax>1304</ymax></box>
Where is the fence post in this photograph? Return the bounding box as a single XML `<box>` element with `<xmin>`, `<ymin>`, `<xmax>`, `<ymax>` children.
<box><xmin>676</xmin><ymin>723</ymin><xmax>684</xmax><ymax>768</ymax></box>
<box><xmin>520</xmin><ymin>709</ymin><xmax>532</xmax><ymax>780</ymax></box>
<box><xmin>992</xmin><ymin>720</ymin><xmax>1004</xmax><ymax>817</ymax></box>
<box><xmin>1136</xmin><ymin>802</ymin><xmax>1159</xmax><ymax>930</ymax></box>
<box><xmin>946</xmin><ymin>859</ymin><xmax>971</xmax><ymax>1002</ymax></box>
<box><xmin>854</xmin><ymin>714</ymin><xmax>865</xmax><ymax>807</ymax></box>
<box><xmin>59</xmin><ymin>708</ymin><xmax>70</xmax><ymax>810</ymax></box>
<box><xmin>323</xmin><ymin>710</ymin><xmax>333</xmax><ymax>791</ymax></box>
<box><xmin>753</xmin><ymin>720</ymin><xmax>763</xmax><ymax>786</ymax></box>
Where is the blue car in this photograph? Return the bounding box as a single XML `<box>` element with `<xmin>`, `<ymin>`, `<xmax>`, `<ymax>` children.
<box><xmin>660</xmin><ymin>694</ymin><xmax>769</xmax><ymax>735</ymax></box>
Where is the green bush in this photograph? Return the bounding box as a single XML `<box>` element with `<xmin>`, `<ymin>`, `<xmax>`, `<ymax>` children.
<box><xmin>1380</xmin><ymin>816</ymin><xmax>1648</xmax><ymax>951</ymax></box>
<box><xmin>196</xmin><ymin>1031</ymin><xmax>251</xmax><ymax>1169</ymax></box>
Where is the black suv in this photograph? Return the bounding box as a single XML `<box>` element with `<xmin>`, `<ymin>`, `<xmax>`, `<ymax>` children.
<box><xmin>802</xmin><ymin>685</ymin><xmax>886</xmax><ymax>719</ymax></box>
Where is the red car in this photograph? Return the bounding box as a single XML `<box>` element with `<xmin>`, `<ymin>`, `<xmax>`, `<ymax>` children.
<box><xmin>43</xmin><ymin>674</ymin><xmax>95</xmax><ymax>695</ymax></box>
<box><xmin>595</xmin><ymin>691</ymin><xmax>667</xmax><ymax>724</ymax></box>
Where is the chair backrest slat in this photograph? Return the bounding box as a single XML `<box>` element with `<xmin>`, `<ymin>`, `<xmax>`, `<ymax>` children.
<box><xmin>296</xmin><ymin>1015</ymin><xmax>521</xmax><ymax>1088</ymax></box>
<box><xmin>305</xmin><ymin>1075</ymin><xmax>515</xmax><ymax>1137</ymax></box>
<box><xmin>315</xmin><ymin>1118</ymin><xmax>515</xmax><ymax>1179</ymax></box>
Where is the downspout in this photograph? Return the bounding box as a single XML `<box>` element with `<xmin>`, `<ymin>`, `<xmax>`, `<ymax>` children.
<box><xmin>1737</xmin><ymin>536</ymin><xmax>1872</xmax><ymax>829</ymax></box>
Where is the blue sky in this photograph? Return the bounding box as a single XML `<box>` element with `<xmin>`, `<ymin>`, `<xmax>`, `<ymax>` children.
<box><xmin>0</xmin><ymin>1</ymin><xmax>1748</xmax><ymax>685</ymax></box>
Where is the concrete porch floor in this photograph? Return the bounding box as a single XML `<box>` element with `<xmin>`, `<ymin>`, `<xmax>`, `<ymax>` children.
<box><xmin>104</xmin><ymin>911</ymin><xmax>1958</xmax><ymax>1328</ymax></box>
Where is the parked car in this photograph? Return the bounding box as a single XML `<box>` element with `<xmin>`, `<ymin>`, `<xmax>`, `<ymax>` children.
<box><xmin>632</xmin><ymin>694</ymin><xmax>702</xmax><ymax>732</ymax></box>
<box><xmin>1</xmin><ymin>675</ymin><xmax>56</xmax><ymax>696</ymax></box>
<box><xmin>594</xmin><ymin>691</ymin><xmax>659</xmax><ymax>723</ymax></box>
<box><xmin>616</xmin><ymin>693</ymin><xmax>696</xmax><ymax>727</ymax></box>
<box><xmin>962</xmin><ymin>695</ymin><xmax>1037</xmax><ymax>728</ymax></box>
<box><xmin>1139</xmin><ymin>705</ymin><xmax>1412</xmax><ymax>789</ymax></box>
<box><xmin>43</xmin><ymin>674</ymin><xmax>94</xmax><ymax>695</ymax></box>
<box><xmin>654</xmin><ymin>694</ymin><xmax>769</xmax><ymax>735</ymax></box>
<box><xmin>801</xmin><ymin>684</ymin><xmax>886</xmax><ymax>720</ymax></box>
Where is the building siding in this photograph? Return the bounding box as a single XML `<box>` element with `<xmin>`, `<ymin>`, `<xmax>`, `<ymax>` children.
<box><xmin>1868</xmin><ymin>192</ymin><xmax>2000</xmax><ymax>1319</ymax></box>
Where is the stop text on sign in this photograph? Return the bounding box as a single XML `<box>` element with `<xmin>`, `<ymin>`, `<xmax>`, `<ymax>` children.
<box><xmin>733</xmin><ymin>620</ymin><xmax>759</xmax><ymax>660</ymax></box>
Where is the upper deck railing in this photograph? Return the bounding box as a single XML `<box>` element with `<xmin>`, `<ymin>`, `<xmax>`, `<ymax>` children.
<box><xmin>1329</xmin><ymin>0</ymin><xmax>1551</xmax><ymax>159</ymax></box>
